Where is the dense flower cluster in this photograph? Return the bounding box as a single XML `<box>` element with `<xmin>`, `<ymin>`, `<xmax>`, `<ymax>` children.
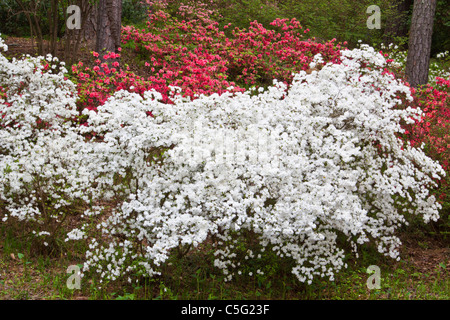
<box><xmin>404</xmin><ymin>78</ymin><xmax>450</xmax><ymax>170</ymax></box>
<box><xmin>120</xmin><ymin>7</ymin><xmax>342</xmax><ymax>94</ymax></box>
<box><xmin>402</xmin><ymin>77</ymin><xmax>450</xmax><ymax>213</ymax></box>
<box><xmin>380</xmin><ymin>43</ymin><xmax>450</xmax><ymax>220</ymax></box>
<box><xmin>78</xmin><ymin>45</ymin><xmax>443</xmax><ymax>284</ymax></box>
<box><xmin>70</xmin><ymin>51</ymin><xmax>175</xmax><ymax>114</ymax></box>
<box><xmin>72</xmin><ymin>6</ymin><xmax>343</xmax><ymax>119</ymax></box>
<box><xmin>72</xmin><ymin>3</ymin><xmax>343</xmax><ymax>117</ymax></box>
<box><xmin>0</xmin><ymin>41</ymin><xmax>103</xmax><ymax>246</ymax></box>
<box><xmin>0</xmin><ymin>28</ymin><xmax>446</xmax><ymax>286</ymax></box>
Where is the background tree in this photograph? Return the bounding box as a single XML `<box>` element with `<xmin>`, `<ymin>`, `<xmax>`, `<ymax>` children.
<box><xmin>95</xmin><ymin>0</ymin><xmax>122</xmax><ymax>59</ymax></box>
<box><xmin>13</xmin><ymin>0</ymin><xmax>46</xmax><ymax>55</ymax></box>
<box><xmin>63</xmin><ymin>0</ymin><xmax>96</xmax><ymax>65</ymax></box>
<box><xmin>383</xmin><ymin>0</ymin><xmax>413</xmax><ymax>46</ymax></box>
<box><xmin>405</xmin><ymin>0</ymin><xmax>437</xmax><ymax>88</ymax></box>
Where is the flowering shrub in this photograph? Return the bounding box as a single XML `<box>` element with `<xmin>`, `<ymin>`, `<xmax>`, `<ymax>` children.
<box><xmin>70</xmin><ymin>51</ymin><xmax>174</xmax><ymax>116</ymax></box>
<box><xmin>72</xmin><ymin>5</ymin><xmax>343</xmax><ymax>115</ymax></box>
<box><xmin>379</xmin><ymin>43</ymin><xmax>450</xmax><ymax>228</ymax></box>
<box><xmin>221</xmin><ymin>19</ymin><xmax>342</xmax><ymax>87</ymax></box>
<box><xmin>121</xmin><ymin>8</ymin><xmax>343</xmax><ymax>91</ymax></box>
<box><xmin>401</xmin><ymin>77</ymin><xmax>450</xmax><ymax>223</ymax></box>
<box><xmin>121</xmin><ymin>9</ymin><xmax>244</xmax><ymax>98</ymax></box>
<box><xmin>0</xmin><ymin>27</ymin><xmax>446</xmax><ymax>287</ymax></box>
<box><xmin>404</xmin><ymin>78</ymin><xmax>450</xmax><ymax>170</ymax></box>
<box><xmin>429</xmin><ymin>51</ymin><xmax>450</xmax><ymax>82</ymax></box>
<box><xmin>0</xmin><ymin>38</ymin><xmax>104</xmax><ymax>250</ymax></box>
<box><xmin>77</xmin><ymin>45</ymin><xmax>444</xmax><ymax>285</ymax></box>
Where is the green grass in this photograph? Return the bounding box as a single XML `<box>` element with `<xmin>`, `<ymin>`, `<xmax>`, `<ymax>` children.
<box><xmin>1</xmin><ymin>220</ymin><xmax>448</xmax><ymax>300</ymax></box>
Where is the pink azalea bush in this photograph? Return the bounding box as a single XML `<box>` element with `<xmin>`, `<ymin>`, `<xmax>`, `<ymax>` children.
<box><xmin>121</xmin><ymin>8</ymin><xmax>344</xmax><ymax>90</ymax></box>
<box><xmin>401</xmin><ymin>77</ymin><xmax>450</xmax><ymax>220</ymax></box>
<box><xmin>72</xmin><ymin>5</ymin><xmax>344</xmax><ymax>126</ymax></box>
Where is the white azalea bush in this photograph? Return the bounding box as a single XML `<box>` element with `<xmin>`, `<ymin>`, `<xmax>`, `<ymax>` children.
<box><xmin>0</xmin><ymin>38</ymin><xmax>103</xmax><ymax>249</ymax></box>
<box><xmin>0</xmin><ymin>34</ymin><xmax>445</xmax><ymax>284</ymax></box>
<box><xmin>79</xmin><ymin>45</ymin><xmax>444</xmax><ymax>284</ymax></box>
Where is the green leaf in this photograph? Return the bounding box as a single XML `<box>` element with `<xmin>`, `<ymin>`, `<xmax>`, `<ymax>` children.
<box><xmin>17</xmin><ymin>253</ymin><xmax>24</xmax><ymax>260</ymax></box>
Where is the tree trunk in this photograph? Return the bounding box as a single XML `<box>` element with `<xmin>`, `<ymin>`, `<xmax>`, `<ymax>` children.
<box><xmin>405</xmin><ymin>0</ymin><xmax>437</xmax><ymax>88</ymax></box>
<box><xmin>96</xmin><ymin>0</ymin><xmax>122</xmax><ymax>58</ymax></box>
<box><xmin>48</xmin><ymin>0</ymin><xmax>59</xmax><ymax>56</ymax></box>
<box><xmin>83</xmin><ymin>3</ymin><xmax>98</xmax><ymax>42</ymax></box>
<box><xmin>62</xmin><ymin>0</ymin><xmax>95</xmax><ymax>64</ymax></box>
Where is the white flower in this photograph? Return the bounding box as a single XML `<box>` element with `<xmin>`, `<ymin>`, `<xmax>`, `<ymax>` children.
<box><xmin>0</xmin><ymin>36</ymin><xmax>444</xmax><ymax>286</ymax></box>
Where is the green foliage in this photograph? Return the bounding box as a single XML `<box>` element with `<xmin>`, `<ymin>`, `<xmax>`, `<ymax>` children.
<box><xmin>207</xmin><ymin>0</ymin><xmax>407</xmax><ymax>49</ymax></box>
<box><xmin>121</xmin><ymin>0</ymin><xmax>149</xmax><ymax>27</ymax></box>
<box><xmin>0</xmin><ymin>0</ymin><xmax>69</xmax><ymax>39</ymax></box>
<box><xmin>0</xmin><ymin>0</ymin><xmax>30</xmax><ymax>36</ymax></box>
<box><xmin>277</xmin><ymin>0</ymin><xmax>396</xmax><ymax>47</ymax></box>
<box><xmin>431</xmin><ymin>0</ymin><xmax>450</xmax><ymax>56</ymax></box>
<box><xmin>216</xmin><ymin>0</ymin><xmax>284</xmax><ymax>31</ymax></box>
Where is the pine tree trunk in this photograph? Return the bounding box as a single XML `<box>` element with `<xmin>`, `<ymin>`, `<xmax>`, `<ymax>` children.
<box><xmin>83</xmin><ymin>3</ymin><xmax>98</xmax><ymax>43</ymax></box>
<box><xmin>95</xmin><ymin>0</ymin><xmax>122</xmax><ymax>57</ymax></box>
<box><xmin>405</xmin><ymin>0</ymin><xmax>437</xmax><ymax>88</ymax></box>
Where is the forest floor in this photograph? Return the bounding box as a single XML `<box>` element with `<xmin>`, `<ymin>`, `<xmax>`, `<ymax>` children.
<box><xmin>1</xmin><ymin>225</ymin><xmax>448</xmax><ymax>300</ymax></box>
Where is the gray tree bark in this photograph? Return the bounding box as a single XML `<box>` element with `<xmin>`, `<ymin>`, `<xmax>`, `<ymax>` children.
<box><xmin>405</xmin><ymin>0</ymin><xmax>437</xmax><ymax>88</ymax></box>
<box><xmin>383</xmin><ymin>0</ymin><xmax>413</xmax><ymax>45</ymax></box>
<box><xmin>95</xmin><ymin>0</ymin><xmax>122</xmax><ymax>58</ymax></box>
<box><xmin>83</xmin><ymin>3</ymin><xmax>98</xmax><ymax>43</ymax></box>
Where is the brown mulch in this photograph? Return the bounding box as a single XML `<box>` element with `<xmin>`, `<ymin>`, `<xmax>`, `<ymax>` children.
<box><xmin>399</xmin><ymin>234</ymin><xmax>450</xmax><ymax>275</ymax></box>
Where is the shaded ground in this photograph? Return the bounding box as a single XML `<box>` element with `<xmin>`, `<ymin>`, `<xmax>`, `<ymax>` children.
<box><xmin>3</xmin><ymin>36</ymin><xmax>91</xmax><ymax>62</ymax></box>
<box><xmin>400</xmin><ymin>234</ymin><xmax>449</xmax><ymax>274</ymax></box>
<box><xmin>1</xmin><ymin>229</ymin><xmax>448</xmax><ymax>300</ymax></box>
